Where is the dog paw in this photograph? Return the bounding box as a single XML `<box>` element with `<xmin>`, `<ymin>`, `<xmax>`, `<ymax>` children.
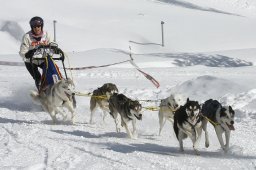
<box><xmin>195</xmin><ymin>151</ymin><xmax>200</xmax><ymax>155</ymax></box>
<box><xmin>193</xmin><ymin>148</ymin><xmax>200</xmax><ymax>155</ymax></box>
<box><xmin>224</xmin><ymin>147</ymin><xmax>229</xmax><ymax>153</ymax></box>
<box><xmin>132</xmin><ymin>133</ymin><xmax>138</xmax><ymax>139</ymax></box>
<box><xmin>224</xmin><ymin>144</ymin><xmax>229</xmax><ymax>149</ymax></box>
<box><xmin>63</xmin><ymin>115</ymin><xmax>67</xmax><ymax>121</ymax></box>
<box><xmin>132</xmin><ymin>136</ymin><xmax>138</xmax><ymax>140</ymax></box>
<box><xmin>116</xmin><ymin>128</ymin><xmax>121</xmax><ymax>132</ymax></box>
<box><xmin>126</xmin><ymin>133</ymin><xmax>133</xmax><ymax>139</ymax></box>
<box><xmin>220</xmin><ymin>146</ymin><xmax>228</xmax><ymax>153</ymax></box>
<box><xmin>52</xmin><ymin>120</ymin><xmax>57</xmax><ymax>124</ymax></box>
<box><xmin>205</xmin><ymin>142</ymin><xmax>209</xmax><ymax>148</ymax></box>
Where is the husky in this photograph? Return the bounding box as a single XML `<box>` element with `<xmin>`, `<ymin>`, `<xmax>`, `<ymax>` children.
<box><xmin>89</xmin><ymin>83</ymin><xmax>118</xmax><ymax>124</ymax></box>
<box><xmin>201</xmin><ymin>99</ymin><xmax>235</xmax><ymax>152</ymax></box>
<box><xmin>109</xmin><ymin>93</ymin><xmax>142</xmax><ymax>139</ymax></box>
<box><xmin>30</xmin><ymin>78</ymin><xmax>76</xmax><ymax>124</ymax></box>
<box><xmin>173</xmin><ymin>98</ymin><xmax>202</xmax><ymax>155</ymax></box>
<box><xmin>158</xmin><ymin>94</ymin><xmax>185</xmax><ymax>135</ymax></box>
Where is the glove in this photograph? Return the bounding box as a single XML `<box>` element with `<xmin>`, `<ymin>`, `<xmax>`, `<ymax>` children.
<box><xmin>60</xmin><ymin>53</ymin><xmax>65</xmax><ymax>61</ymax></box>
<box><xmin>25</xmin><ymin>49</ymin><xmax>36</xmax><ymax>59</ymax></box>
<box><xmin>55</xmin><ymin>47</ymin><xmax>65</xmax><ymax>61</ymax></box>
<box><xmin>54</xmin><ymin>47</ymin><xmax>63</xmax><ymax>54</ymax></box>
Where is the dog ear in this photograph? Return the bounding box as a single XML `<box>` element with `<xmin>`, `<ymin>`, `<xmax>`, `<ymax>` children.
<box><xmin>187</xmin><ymin>98</ymin><xmax>190</xmax><ymax>102</ymax></box>
<box><xmin>101</xmin><ymin>83</ymin><xmax>108</xmax><ymax>88</ymax></box>
<box><xmin>115</xmin><ymin>85</ymin><xmax>119</xmax><ymax>92</ymax></box>
<box><xmin>229</xmin><ymin>106</ymin><xmax>234</xmax><ymax>114</ymax></box>
<box><xmin>221</xmin><ymin>107</ymin><xmax>226</xmax><ymax>112</ymax></box>
<box><xmin>220</xmin><ymin>107</ymin><xmax>226</xmax><ymax>116</ymax></box>
<box><xmin>66</xmin><ymin>78</ymin><xmax>74</xmax><ymax>86</ymax></box>
<box><xmin>102</xmin><ymin>83</ymin><xmax>107</xmax><ymax>88</ymax></box>
<box><xmin>59</xmin><ymin>78</ymin><xmax>65</xmax><ymax>83</ymax></box>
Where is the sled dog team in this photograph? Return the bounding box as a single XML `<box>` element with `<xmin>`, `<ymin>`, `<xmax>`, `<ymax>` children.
<box><xmin>31</xmin><ymin>81</ymin><xmax>235</xmax><ymax>154</ymax></box>
<box><xmin>89</xmin><ymin>83</ymin><xmax>235</xmax><ymax>154</ymax></box>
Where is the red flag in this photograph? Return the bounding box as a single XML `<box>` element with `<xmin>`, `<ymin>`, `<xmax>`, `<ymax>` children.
<box><xmin>129</xmin><ymin>60</ymin><xmax>160</xmax><ymax>88</ymax></box>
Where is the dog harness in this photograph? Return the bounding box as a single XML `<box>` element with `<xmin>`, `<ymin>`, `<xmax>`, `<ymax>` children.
<box><xmin>201</xmin><ymin>114</ymin><xmax>220</xmax><ymax>126</ymax></box>
<box><xmin>185</xmin><ymin>114</ymin><xmax>202</xmax><ymax>130</ymax></box>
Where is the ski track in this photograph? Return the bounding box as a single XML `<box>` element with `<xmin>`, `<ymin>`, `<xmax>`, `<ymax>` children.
<box><xmin>1</xmin><ymin>0</ymin><xmax>256</xmax><ymax>168</ymax></box>
<box><xmin>0</xmin><ymin>66</ymin><xmax>256</xmax><ymax>169</ymax></box>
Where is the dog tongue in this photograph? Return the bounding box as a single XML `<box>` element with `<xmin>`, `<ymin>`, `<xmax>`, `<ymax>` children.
<box><xmin>227</xmin><ymin>123</ymin><xmax>235</xmax><ymax>130</ymax></box>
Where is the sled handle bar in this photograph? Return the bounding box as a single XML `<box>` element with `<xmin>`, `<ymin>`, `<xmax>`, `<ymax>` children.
<box><xmin>35</xmin><ymin>44</ymin><xmax>64</xmax><ymax>55</ymax></box>
<box><xmin>35</xmin><ymin>44</ymin><xmax>58</xmax><ymax>50</ymax></box>
<box><xmin>32</xmin><ymin>57</ymin><xmax>63</xmax><ymax>61</ymax></box>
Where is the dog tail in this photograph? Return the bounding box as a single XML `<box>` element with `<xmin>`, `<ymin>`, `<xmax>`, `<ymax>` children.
<box><xmin>30</xmin><ymin>90</ymin><xmax>41</xmax><ymax>105</ymax></box>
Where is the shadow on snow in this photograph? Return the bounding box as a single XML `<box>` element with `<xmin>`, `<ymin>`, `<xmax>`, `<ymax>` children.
<box><xmin>51</xmin><ymin>129</ymin><xmax>256</xmax><ymax>160</ymax></box>
<box><xmin>156</xmin><ymin>0</ymin><xmax>242</xmax><ymax>16</ymax></box>
<box><xmin>115</xmin><ymin>49</ymin><xmax>252</xmax><ymax>67</ymax></box>
<box><xmin>139</xmin><ymin>53</ymin><xmax>253</xmax><ymax>67</ymax></box>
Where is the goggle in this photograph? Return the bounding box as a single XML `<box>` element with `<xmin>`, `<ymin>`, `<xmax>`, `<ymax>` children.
<box><xmin>31</xmin><ymin>20</ymin><xmax>42</xmax><ymax>28</ymax></box>
<box><xmin>33</xmin><ymin>25</ymin><xmax>42</xmax><ymax>28</ymax></box>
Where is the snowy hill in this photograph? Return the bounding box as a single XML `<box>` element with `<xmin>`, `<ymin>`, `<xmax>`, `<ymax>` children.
<box><xmin>0</xmin><ymin>0</ymin><xmax>256</xmax><ymax>169</ymax></box>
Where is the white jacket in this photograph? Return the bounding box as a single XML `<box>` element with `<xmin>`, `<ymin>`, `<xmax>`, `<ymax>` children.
<box><xmin>19</xmin><ymin>31</ymin><xmax>52</xmax><ymax>64</ymax></box>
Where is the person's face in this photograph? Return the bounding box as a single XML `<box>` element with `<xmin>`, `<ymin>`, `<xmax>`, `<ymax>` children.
<box><xmin>32</xmin><ymin>25</ymin><xmax>42</xmax><ymax>35</ymax></box>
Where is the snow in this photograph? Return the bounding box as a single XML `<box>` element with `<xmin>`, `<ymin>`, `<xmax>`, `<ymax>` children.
<box><xmin>0</xmin><ymin>0</ymin><xmax>256</xmax><ymax>169</ymax></box>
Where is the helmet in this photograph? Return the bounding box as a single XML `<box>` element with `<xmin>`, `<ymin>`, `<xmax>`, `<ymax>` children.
<box><xmin>29</xmin><ymin>16</ymin><xmax>44</xmax><ymax>29</ymax></box>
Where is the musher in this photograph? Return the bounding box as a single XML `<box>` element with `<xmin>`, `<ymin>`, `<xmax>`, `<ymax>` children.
<box><xmin>19</xmin><ymin>16</ymin><xmax>62</xmax><ymax>90</ymax></box>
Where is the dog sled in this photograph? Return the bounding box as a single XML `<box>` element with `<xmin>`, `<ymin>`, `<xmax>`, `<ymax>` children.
<box><xmin>30</xmin><ymin>43</ymin><xmax>77</xmax><ymax>123</ymax></box>
<box><xmin>30</xmin><ymin>42</ymin><xmax>68</xmax><ymax>92</ymax></box>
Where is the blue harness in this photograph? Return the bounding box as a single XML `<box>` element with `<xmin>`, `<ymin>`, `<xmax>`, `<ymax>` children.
<box><xmin>40</xmin><ymin>54</ymin><xmax>62</xmax><ymax>91</ymax></box>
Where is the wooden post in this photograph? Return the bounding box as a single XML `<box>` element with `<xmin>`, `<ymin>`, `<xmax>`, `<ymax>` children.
<box><xmin>53</xmin><ymin>20</ymin><xmax>57</xmax><ymax>42</ymax></box>
<box><xmin>161</xmin><ymin>21</ymin><xmax>165</xmax><ymax>47</ymax></box>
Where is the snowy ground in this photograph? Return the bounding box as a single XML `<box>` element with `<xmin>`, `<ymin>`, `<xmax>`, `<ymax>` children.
<box><xmin>0</xmin><ymin>0</ymin><xmax>256</xmax><ymax>169</ymax></box>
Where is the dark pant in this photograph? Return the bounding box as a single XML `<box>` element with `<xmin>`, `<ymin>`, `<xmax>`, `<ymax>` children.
<box><xmin>25</xmin><ymin>62</ymin><xmax>44</xmax><ymax>90</ymax></box>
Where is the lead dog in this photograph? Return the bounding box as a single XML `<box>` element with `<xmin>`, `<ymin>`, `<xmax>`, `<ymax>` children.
<box><xmin>30</xmin><ymin>78</ymin><xmax>76</xmax><ymax>124</ymax></box>
<box><xmin>201</xmin><ymin>99</ymin><xmax>235</xmax><ymax>152</ymax></box>
<box><xmin>158</xmin><ymin>94</ymin><xmax>185</xmax><ymax>135</ymax></box>
<box><xmin>109</xmin><ymin>93</ymin><xmax>142</xmax><ymax>139</ymax></box>
<box><xmin>174</xmin><ymin>98</ymin><xmax>202</xmax><ymax>155</ymax></box>
<box><xmin>89</xmin><ymin>83</ymin><xmax>118</xmax><ymax>124</ymax></box>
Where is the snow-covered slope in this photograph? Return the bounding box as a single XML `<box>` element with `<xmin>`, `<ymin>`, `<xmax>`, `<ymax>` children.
<box><xmin>0</xmin><ymin>0</ymin><xmax>256</xmax><ymax>54</ymax></box>
<box><xmin>0</xmin><ymin>0</ymin><xmax>256</xmax><ymax>169</ymax></box>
